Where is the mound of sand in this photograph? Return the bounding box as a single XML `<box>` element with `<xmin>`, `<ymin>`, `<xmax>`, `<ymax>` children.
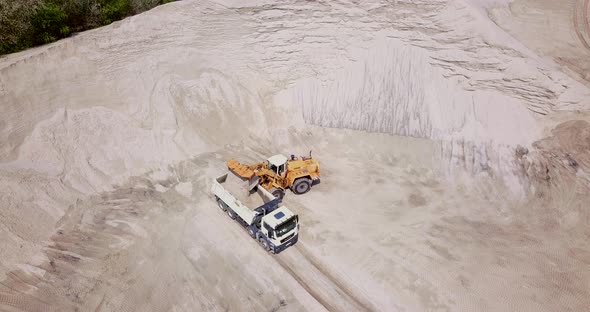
<box><xmin>0</xmin><ymin>0</ymin><xmax>589</xmax><ymax>311</ymax></box>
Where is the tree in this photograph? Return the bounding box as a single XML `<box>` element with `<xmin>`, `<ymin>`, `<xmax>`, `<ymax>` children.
<box><xmin>31</xmin><ymin>2</ymin><xmax>70</xmax><ymax>44</ymax></box>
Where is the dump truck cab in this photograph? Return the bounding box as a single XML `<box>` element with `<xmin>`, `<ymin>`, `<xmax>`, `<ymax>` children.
<box><xmin>257</xmin><ymin>206</ymin><xmax>299</xmax><ymax>253</ymax></box>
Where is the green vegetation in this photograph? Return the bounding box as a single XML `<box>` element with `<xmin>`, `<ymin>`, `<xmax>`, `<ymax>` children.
<box><xmin>0</xmin><ymin>0</ymin><xmax>176</xmax><ymax>55</ymax></box>
<box><xmin>31</xmin><ymin>2</ymin><xmax>70</xmax><ymax>45</ymax></box>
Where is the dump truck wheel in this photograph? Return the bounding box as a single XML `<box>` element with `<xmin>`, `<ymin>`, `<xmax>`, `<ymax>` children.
<box><xmin>260</xmin><ymin>238</ymin><xmax>270</xmax><ymax>251</ymax></box>
<box><xmin>227</xmin><ymin>208</ymin><xmax>237</xmax><ymax>220</ymax></box>
<box><xmin>270</xmin><ymin>187</ymin><xmax>285</xmax><ymax>200</ymax></box>
<box><xmin>217</xmin><ymin>199</ymin><xmax>227</xmax><ymax>212</ymax></box>
<box><xmin>292</xmin><ymin>178</ymin><xmax>312</xmax><ymax>195</ymax></box>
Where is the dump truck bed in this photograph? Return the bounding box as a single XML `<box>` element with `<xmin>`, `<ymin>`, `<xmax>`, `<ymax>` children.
<box><xmin>211</xmin><ymin>171</ymin><xmax>276</xmax><ymax>225</ymax></box>
<box><xmin>219</xmin><ymin>171</ymin><xmax>266</xmax><ymax>208</ymax></box>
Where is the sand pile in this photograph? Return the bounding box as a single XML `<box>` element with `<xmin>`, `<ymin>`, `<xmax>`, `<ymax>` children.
<box><xmin>220</xmin><ymin>171</ymin><xmax>267</xmax><ymax>208</ymax></box>
<box><xmin>0</xmin><ymin>0</ymin><xmax>589</xmax><ymax>311</ymax></box>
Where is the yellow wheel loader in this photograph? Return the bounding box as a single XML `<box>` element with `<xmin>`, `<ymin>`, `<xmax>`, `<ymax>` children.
<box><xmin>227</xmin><ymin>152</ymin><xmax>320</xmax><ymax>199</ymax></box>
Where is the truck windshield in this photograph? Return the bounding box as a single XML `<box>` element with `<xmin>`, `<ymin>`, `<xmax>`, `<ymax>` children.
<box><xmin>275</xmin><ymin>216</ymin><xmax>297</xmax><ymax>237</ymax></box>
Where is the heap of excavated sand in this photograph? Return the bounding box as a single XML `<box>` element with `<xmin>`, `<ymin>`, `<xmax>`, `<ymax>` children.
<box><xmin>0</xmin><ymin>0</ymin><xmax>589</xmax><ymax>310</ymax></box>
<box><xmin>220</xmin><ymin>171</ymin><xmax>266</xmax><ymax>209</ymax></box>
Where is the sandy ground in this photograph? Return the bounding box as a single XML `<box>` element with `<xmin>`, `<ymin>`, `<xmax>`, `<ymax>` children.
<box><xmin>1</xmin><ymin>0</ymin><xmax>589</xmax><ymax>311</ymax></box>
<box><xmin>2</xmin><ymin>131</ymin><xmax>588</xmax><ymax>311</ymax></box>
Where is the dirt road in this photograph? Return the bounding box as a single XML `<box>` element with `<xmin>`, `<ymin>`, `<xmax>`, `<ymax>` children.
<box><xmin>275</xmin><ymin>245</ymin><xmax>375</xmax><ymax>312</ymax></box>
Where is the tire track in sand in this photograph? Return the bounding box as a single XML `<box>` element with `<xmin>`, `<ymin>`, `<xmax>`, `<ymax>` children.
<box><xmin>573</xmin><ymin>0</ymin><xmax>590</xmax><ymax>51</ymax></box>
<box><xmin>275</xmin><ymin>244</ymin><xmax>375</xmax><ymax>312</ymax></box>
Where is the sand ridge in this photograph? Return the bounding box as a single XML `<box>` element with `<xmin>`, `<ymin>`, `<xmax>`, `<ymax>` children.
<box><xmin>0</xmin><ymin>0</ymin><xmax>589</xmax><ymax>311</ymax></box>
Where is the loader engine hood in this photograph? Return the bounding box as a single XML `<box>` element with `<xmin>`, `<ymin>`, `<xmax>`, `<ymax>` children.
<box><xmin>287</xmin><ymin>158</ymin><xmax>320</xmax><ymax>174</ymax></box>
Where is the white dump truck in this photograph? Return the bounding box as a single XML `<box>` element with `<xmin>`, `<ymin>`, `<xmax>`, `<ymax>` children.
<box><xmin>211</xmin><ymin>171</ymin><xmax>299</xmax><ymax>253</ymax></box>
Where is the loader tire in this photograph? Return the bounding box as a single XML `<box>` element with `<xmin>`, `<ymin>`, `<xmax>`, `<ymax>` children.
<box><xmin>217</xmin><ymin>199</ymin><xmax>227</xmax><ymax>212</ymax></box>
<box><xmin>269</xmin><ymin>187</ymin><xmax>285</xmax><ymax>200</ymax></box>
<box><xmin>292</xmin><ymin>178</ymin><xmax>312</xmax><ymax>195</ymax></box>
<box><xmin>227</xmin><ymin>208</ymin><xmax>237</xmax><ymax>220</ymax></box>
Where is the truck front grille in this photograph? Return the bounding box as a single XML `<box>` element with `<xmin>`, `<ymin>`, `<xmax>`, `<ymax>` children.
<box><xmin>280</xmin><ymin>233</ymin><xmax>295</xmax><ymax>244</ymax></box>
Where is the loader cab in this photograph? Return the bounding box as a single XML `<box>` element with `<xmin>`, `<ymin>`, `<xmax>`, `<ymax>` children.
<box><xmin>267</xmin><ymin>154</ymin><xmax>288</xmax><ymax>177</ymax></box>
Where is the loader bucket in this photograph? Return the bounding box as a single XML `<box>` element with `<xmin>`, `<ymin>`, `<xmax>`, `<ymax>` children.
<box><xmin>227</xmin><ymin>159</ymin><xmax>255</xmax><ymax>180</ymax></box>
